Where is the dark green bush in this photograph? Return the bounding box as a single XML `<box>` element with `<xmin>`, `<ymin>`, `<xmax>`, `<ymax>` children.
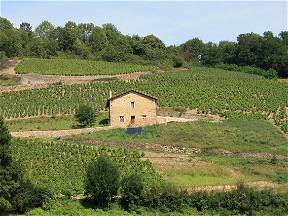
<box><xmin>215</xmin><ymin>64</ymin><xmax>278</xmax><ymax>79</ymax></box>
<box><xmin>172</xmin><ymin>56</ymin><xmax>184</xmax><ymax>68</ymax></box>
<box><xmin>142</xmin><ymin>184</ymin><xmax>188</xmax><ymax>212</ymax></box>
<box><xmin>120</xmin><ymin>173</ymin><xmax>144</xmax><ymax>210</ymax></box>
<box><xmin>188</xmin><ymin>183</ymin><xmax>288</xmax><ymax>214</ymax></box>
<box><xmin>11</xmin><ymin>181</ymin><xmax>52</xmax><ymax>213</ymax></box>
<box><xmin>85</xmin><ymin>155</ymin><xmax>120</xmax><ymax>208</ymax></box>
<box><xmin>75</xmin><ymin>105</ymin><xmax>96</xmax><ymax>127</ymax></box>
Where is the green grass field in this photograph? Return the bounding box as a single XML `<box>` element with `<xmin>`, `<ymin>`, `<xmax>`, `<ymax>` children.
<box><xmin>7</xmin><ymin>112</ymin><xmax>109</xmax><ymax>131</ymax></box>
<box><xmin>67</xmin><ymin>120</ymin><xmax>288</xmax><ymax>155</ymax></box>
<box><xmin>15</xmin><ymin>58</ymin><xmax>158</xmax><ymax>75</ymax></box>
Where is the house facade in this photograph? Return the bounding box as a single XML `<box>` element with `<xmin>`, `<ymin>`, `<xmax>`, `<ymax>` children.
<box><xmin>108</xmin><ymin>90</ymin><xmax>157</xmax><ymax>127</ymax></box>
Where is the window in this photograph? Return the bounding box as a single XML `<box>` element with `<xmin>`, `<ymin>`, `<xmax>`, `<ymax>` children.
<box><xmin>119</xmin><ymin>116</ymin><xmax>124</xmax><ymax>123</ymax></box>
<box><xmin>142</xmin><ymin>115</ymin><xmax>147</xmax><ymax>120</ymax></box>
<box><xmin>131</xmin><ymin>101</ymin><xmax>135</xmax><ymax>108</ymax></box>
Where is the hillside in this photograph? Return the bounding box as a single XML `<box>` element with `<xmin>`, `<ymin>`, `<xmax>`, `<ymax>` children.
<box><xmin>1</xmin><ymin>66</ymin><xmax>287</xmax><ymax>132</ymax></box>
<box><xmin>15</xmin><ymin>58</ymin><xmax>158</xmax><ymax>75</ymax></box>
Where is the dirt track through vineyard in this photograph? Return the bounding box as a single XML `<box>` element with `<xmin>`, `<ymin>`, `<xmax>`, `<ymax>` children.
<box><xmin>0</xmin><ymin>58</ymin><xmax>151</xmax><ymax>93</ymax></box>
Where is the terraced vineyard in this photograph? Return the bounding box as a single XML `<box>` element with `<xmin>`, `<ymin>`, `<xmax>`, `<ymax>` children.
<box><xmin>1</xmin><ymin>67</ymin><xmax>287</xmax><ymax>131</ymax></box>
<box><xmin>15</xmin><ymin>58</ymin><xmax>158</xmax><ymax>75</ymax></box>
<box><xmin>11</xmin><ymin>138</ymin><xmax>159</xmax><ymax>195</ymax></box>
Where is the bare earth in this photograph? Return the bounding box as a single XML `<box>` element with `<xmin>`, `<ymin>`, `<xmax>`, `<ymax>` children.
<box><xmin>11</xmin><ymin>115</ymin><xmax>218</xmax><ymax>138</ymax></box>
<box><xmin>0</xmin><ymin>58</ymin><xmax>151</xmax><ymax>93</ymax></box>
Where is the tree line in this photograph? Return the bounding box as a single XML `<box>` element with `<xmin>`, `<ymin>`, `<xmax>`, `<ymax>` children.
<box><xmin>0</xmin><ymin>17</ymin><xmax>287</xmax><ymax>77</ymax></box>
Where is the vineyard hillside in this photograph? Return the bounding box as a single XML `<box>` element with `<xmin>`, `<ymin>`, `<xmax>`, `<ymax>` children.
<box><xmin>1</xmin><ymin>66</ymin><xmax>287</xmax><ymax>132</ymax></box>
<box><xmin>15</xmin><ymin>58</ymin><xmax>158</xmax><ymax>75</ymax></box>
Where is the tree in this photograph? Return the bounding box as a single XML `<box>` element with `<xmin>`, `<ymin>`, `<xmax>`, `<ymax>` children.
<box><xmin>89</xmin><ymin>26</ymin><xmax>108</xmax><ymax>53</ymax></box>
<box><xmin>0</xmin><ymin>17</ymin><xmax>13</xmax><ymax>31</ymax></box>
<box><xmin>73</xmin><ymin>38</ymin><xmax>91</xmax><ymax>59</ymax></box>
<box><xmin>181</xmin><ymin>38</ymin><xmax>205</xmax><ymax>63</ymax></box>
<box><xmin>0</xmin><ymin>117</ymin><xmax>19</xmax><ymax>211</ymax></box>
<box><xmin>201</xmin><ymin>42</ymin><xmax>222</xmax><ymax>65</ymax></box>
<box><xmin>75</xmin><ymin>105</ymin><xmax>96</xmax><ymax>127</ymax></box>
<box><xmin>35</xmin><ymin>21</ymin><xmax>54</xmax><ymax>38</ymax></box>
<box><xmin>78</xmin><ymin>23</ymin><xmax>94</xmax><ymax>43</ymax></box>
<box><xmin>85</xmin><ymin>156</ymin><xmax>120</xmax><ymax>207</ymax></box>
<box><xmin>121</xmin><ymin>174</ymin><xmax>144</xmax><ymax>210</ymax></box>
<box><xmin>19</xmin><ymin>22</ymin><xmax>32</xmax><ymax>36</ymax></box>
<box><xmin>0</xmin><ymin>117</ymin><xmax>50</xmax><ymax>213</ymax></box>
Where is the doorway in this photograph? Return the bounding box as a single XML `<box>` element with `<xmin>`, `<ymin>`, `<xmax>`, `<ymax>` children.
<box><xmin>130</xmin><ymin>116</ymin><xmax>135</xmax><ymax>125</ymax></box>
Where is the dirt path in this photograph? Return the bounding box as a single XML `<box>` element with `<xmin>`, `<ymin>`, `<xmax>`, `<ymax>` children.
<box><xmin>188</xmin><ymin>181</ymin><xmax>278</xmax><ymax>192</ymax></box>
<box><xmin>0</xmin><ymin>58</ymin><xmax>152</xmax><ymax>93</ymax></box>
<box><xmin>11</xmin><ymin>126</ymin><xmax>114</xmax><ymax>138</ymax></box>
<box><xmin>10</xmin><ymin>115</ymin><xmax>221</xmax><ymax>138</ymax></box>
<box><xmin>0</xmin><ymin>58</ymin><xmax>20</xmax><ymax>75</ymax></box>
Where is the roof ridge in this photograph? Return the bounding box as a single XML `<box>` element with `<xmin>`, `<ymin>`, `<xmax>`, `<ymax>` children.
<box><xmin>108</xmin><ymin>89</ymin><xmax>157</xmax><ymax>101</ymax></box>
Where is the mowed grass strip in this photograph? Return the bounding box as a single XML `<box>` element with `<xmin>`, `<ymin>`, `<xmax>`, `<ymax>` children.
<box><xmin>15</xmin><ymin>58</ymin><xmax>158</xmax><ymax>75</ymax></box>
<box><xmin>6</xmin><ymin>112</ymin><xmax>109</xmax><ymax>131</ymax></box>
<box><xmin>68</xmin><ymin>119</ymin><xmax>288</xmax><ymax>155</ymax></box>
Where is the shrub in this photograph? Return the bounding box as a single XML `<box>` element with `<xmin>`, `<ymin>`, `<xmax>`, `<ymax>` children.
<box><xmin>215</xmin><ymin>64</ymin><xmax>278</xmax><ymax>79</ymax></box>
<box><xmin>187</xmin><ymin>183</ymin><xmax>288</xmax><ymax>214</ymax></box>
<box><xmin>75</xmin><ymin>105</ymin><xmax>96</xmax><ymax>127</ymax></box>
<box><xmin>172</xmin><ymin>56</ymin><xmax>184</xmax><ymax>68</ymax></box>
<box><xmin>142</xmin><ymin>183</ymin><xmax>188</xmax><ymax>212</ymax></box>
<box><xmin>11</xmin><ymin>181</ymin><xmax>52</xmax><ymax>213</ymax></box>
<box><xmin>85</xmin><ymin>155</ymin><xmax>120</xmax><ymax>208</ymax></box>
<box><xmin>120</xmin><ymin>174</ymin><xmax>144</xmax><ymax>210</ymax></box>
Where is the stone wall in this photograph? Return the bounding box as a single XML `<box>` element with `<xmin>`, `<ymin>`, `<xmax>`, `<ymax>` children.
<box><xmin>109</xmin><ymin>92</ymin><xmax>157</xmax><ymax>127</ymax></box>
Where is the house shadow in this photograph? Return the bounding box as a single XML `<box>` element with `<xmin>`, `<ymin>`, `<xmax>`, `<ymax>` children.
<box><xmin>99</xmin><ymin>118</ymin><xmax>109</xmax><ymax>126</ymax></box>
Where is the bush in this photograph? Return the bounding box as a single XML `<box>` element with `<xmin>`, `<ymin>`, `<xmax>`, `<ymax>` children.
<box><xmin>12</xmin><ymin>181</ymin><xmax>52</xmax><ymax>213</ymax></box>
<box><xmin>172</xmin><ymin>56</ymin><xmax>184</xmax><ymax>68</ymax></box>
<box><xmin>75</xmin><ymin>105</ymin><xmax>96</xmax><ymax>127</ymax></box>
<box><xmin>120</xmin><ymin>174</ymin><xmax>144</xmax><ymax>210</ymax></box>
<box><xmin>142</xmin><ymin>183</ymin><xmax>188</xmax><ymax>212</ymax></box>
<box><xmin>188</xmin><ymin>183</ymin><xmax>288</xmax><ymax>214</ymax></box>
<box><xmin>215</xmin><ymin>64</ymin><xmax>278</xmax><ymax>79</ymax></box>
<box><xmin>85</xmin><ymin>155</ymin><xmax>120</xmax><ymax>208</ymax></box>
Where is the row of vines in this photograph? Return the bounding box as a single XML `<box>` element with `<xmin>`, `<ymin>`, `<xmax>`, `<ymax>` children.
<box><xmin>11</xmin><ymin>138</ymin><xmax>160</xmax><ymax>196</ymax></box>
<box><xmin>1</xmin><ymin>67</ymin><xmax>288</xmax><ymax>131</ymax></box>
<box><xmin>16</xmin><ymin>58</ymin><xmax>158</xmax><ymax>75</ymax></box>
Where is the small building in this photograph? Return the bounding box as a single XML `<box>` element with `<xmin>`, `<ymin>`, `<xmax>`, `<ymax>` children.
<box><xmin>108</xmin><ymin>90</ymin><xmax>157</xmax><ymax>127</ymax></box>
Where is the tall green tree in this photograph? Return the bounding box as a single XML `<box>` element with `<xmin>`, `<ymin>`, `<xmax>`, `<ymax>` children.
<box><xmin>35</xmin><ymin>21</ymin><xmax>54</xmax><ymax>38</ymax></box>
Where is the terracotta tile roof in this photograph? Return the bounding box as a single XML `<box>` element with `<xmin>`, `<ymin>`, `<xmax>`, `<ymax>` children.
<box><xmin>108</xmin><ymin>89</ymin><xmax>157</xmax><ymax>101</ymax></box>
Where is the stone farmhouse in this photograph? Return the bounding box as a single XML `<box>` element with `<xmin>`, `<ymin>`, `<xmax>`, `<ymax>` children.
<box><xmin>108</xmin><ymin>90</ymin><xmax>157</xmax><ymax>127</ymax></box>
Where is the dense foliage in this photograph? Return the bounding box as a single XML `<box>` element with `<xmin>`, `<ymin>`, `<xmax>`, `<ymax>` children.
<box><xmin>16</xmin><ymin>58</ymin><xmax>157</xmax><ymax>75</ymax></box>
<box><xmin>120</xmin><ymin>174</ymin><xmax>144</xmax><ymax>210</ymax></box>
<box><xmin>1</xmin><ymin>67</ymin><xmax>287</xmax><ymax>132</ymax></box>
<box><xmin>139</xmin><ymin>183</ymin><xmax>288</xmax><ymax>215</ymax></box>
<box><xmin>85</xmin><ymin>156</ymin><xmax>120</xmax><ymax>207</ymax></box>
<box><xmin>1</xmin><ymin>17</ymin><xmax>287</xmax><ymax>77</ymax></box>
<box><xmin>0</xmin><ymin>118</ymin><xmax>49</xmax><ymax>213</ymax></box>
<box><xmin>75</xmin><ymin>105</ymin><xmax>96</xmax><ymax>127</ymax></box>
<box><xmin>10</xmin><ymin>138</ymin><xmax>160</xmax><ymax>196</ymax></box>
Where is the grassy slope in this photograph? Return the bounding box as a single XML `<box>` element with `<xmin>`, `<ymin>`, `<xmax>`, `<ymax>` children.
<box><xmin>10</xmin><ymin>120</ymin><xmax>288</xmax><ymax>193</ymax></box>
<box><xmin>15</xmin><ymin>58</ymin><xmax>157</xmax><ymax>75</ymax></box>
<box><xmin>69</xmin><ymin>119</ymin><xmax>288</xmax><ymax>155</ymax></box>
<box><xmin>7</xmin><ymin>112</ymin><xmax>109</xmax><ymax>131</ymax></box>
<box><xmin>65</xmin><ymin>120</ymin><xmax>288</xmax><ymax>189</ymax></box>
<box><xmin>26</xmin><ymin>199</ymin><xmax>211</xmax><ymax>216</ymax></box>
